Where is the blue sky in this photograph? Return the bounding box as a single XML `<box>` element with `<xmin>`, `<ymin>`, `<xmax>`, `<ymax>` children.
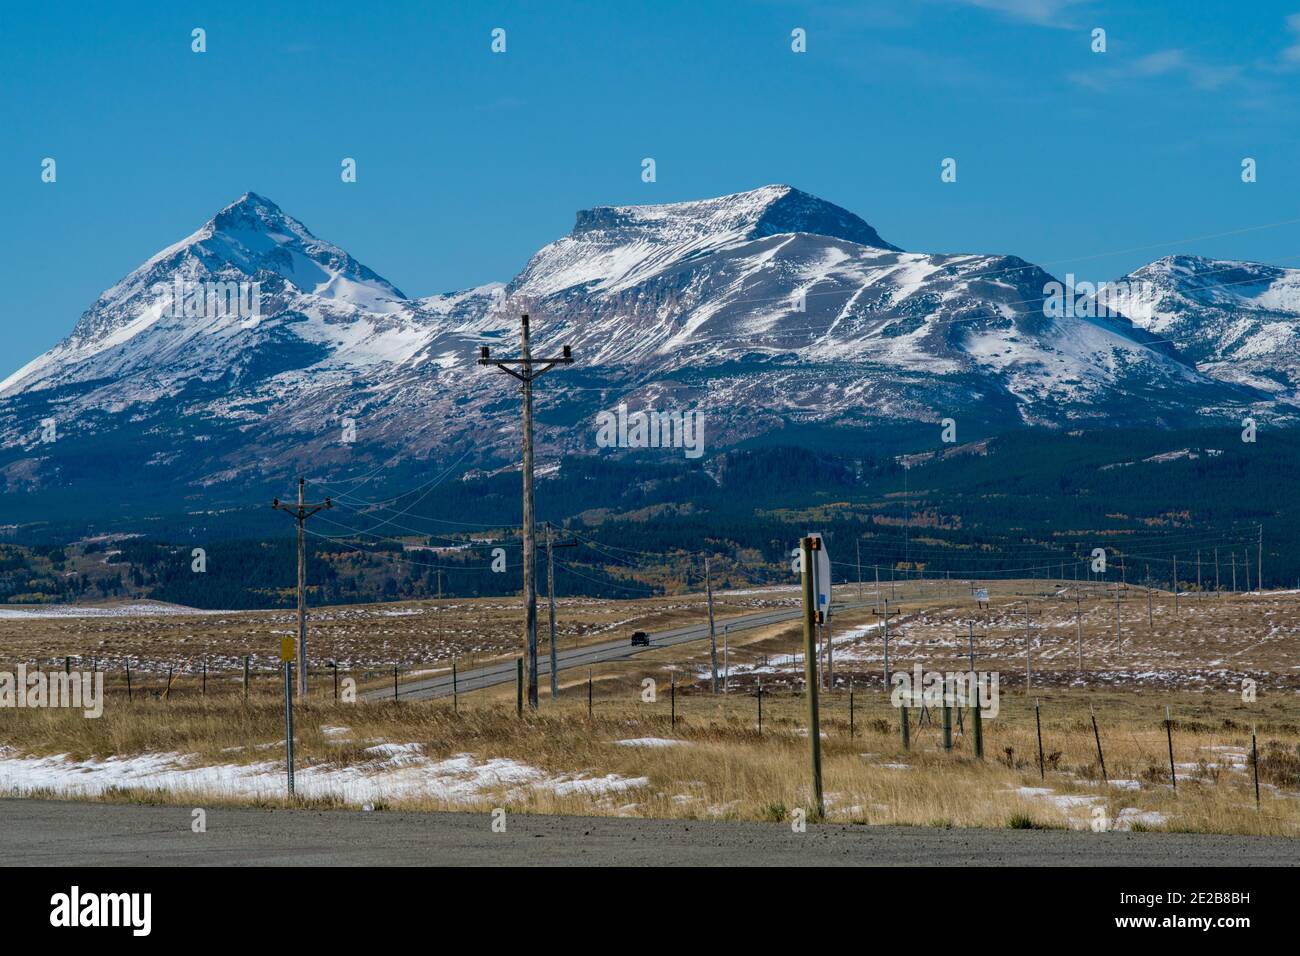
<box><xmin>3</xmin><ymin>0</ymin><xmax>1299</xmax><ymax>377</ymax></box>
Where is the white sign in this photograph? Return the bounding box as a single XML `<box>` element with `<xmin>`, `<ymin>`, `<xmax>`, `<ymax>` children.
<box><xmin>808</xmin><ymin>532</ymin><xmax>832</xmax><ymax>621</ymax></box>
<box><xmin>974</xmin><ymin>588</ymin><xmax>989</xmax><ymax>603</ymax></box>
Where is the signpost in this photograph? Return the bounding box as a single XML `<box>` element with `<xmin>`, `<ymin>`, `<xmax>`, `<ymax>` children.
<box><xmin>808</xmin><ymin>532</ymin><xmax>832</xmax><ymax>687</ymax></box>
<box><xmin>808</xmin><ymin>532</ymin><xmax>832</xmax><ymax>622</ymax></box>
<box><xmin>280</xmin><ymin>636</ymin><xmax>295</xmax><ymax>798</ymax></box>
<box><xmin>800</xmin><ymin>536</ymin><xmax>824</xmax><ymax>819</ymax></box>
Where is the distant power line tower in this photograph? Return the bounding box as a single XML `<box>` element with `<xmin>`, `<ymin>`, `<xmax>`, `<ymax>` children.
<box><xmin>272</xmin><ymin>478</ymin><xmax>332</xmax><ymax>698</ymax></box>
<box><xmin>479</xmin><ymin>315</ymin><xmax>574</xmax><ymax>710</ymax></box>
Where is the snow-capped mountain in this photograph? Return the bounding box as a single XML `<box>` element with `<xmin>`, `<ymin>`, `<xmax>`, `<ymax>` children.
<box><xmin>0</xmin><ymin>186</ymin><xmax>1284</xmax><ymax>505</ymax></box>
<box><xmin>504</xmin><ymin>188</ymin><xmax>1248</xmax><ymax>440</ymax></box>
<box><xmin>1103</xmin><ymin>255</ymin><xmax>1300</xmax><ymax>400</ymax></box>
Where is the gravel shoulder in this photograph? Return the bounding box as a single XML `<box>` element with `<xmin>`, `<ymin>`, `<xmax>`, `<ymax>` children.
<box><xmin>2</xmin><ymin>798</ymin><xmax>1293</xmax><ymax>866</ymax></box>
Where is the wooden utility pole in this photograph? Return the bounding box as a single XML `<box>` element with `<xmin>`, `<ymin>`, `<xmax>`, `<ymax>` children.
<box><xmin>1075</xmin><ymin>587</ymin><xmax>1084</xmax><ymax>671</ymax></box>
<box><xmin>545</xmin><ymin>523</ymin><xmax>557</xmax><ymax>699</ymax></box>
<box><xmin>856</xmin><ymin>539</ymin><xmax>863</xmax><ymax>601</ymax></box>
<box><xmin>1258</xmin><ymin>524</ymin><xmax>1263</xmax><ymax>593</ymax></box>
<box><xmin>1114</xmin><ymin>581</ymin><xmax>1121</xmax><ymax>646</ymax></box>
<box><xmin>541</xmin><ymin>523</ymin><xmax>578</xmax><ymax>699</ymax></box>
<box><xmin>872</xmin><ymin>600</ymin><xmax>900</xmax><ymax>687</ymax></box>
<box><xmin>1173</xmin><ymin>554</ymin><xmax>1179</xmax><ymax>616</ymax></box>
<box><xmin>272</xmin><ymin>478</ymin><xmax>332</xmax><ymax>698</ymax></box>
<box><xmin>540</xmin><ymin>528</ymin><xmax>582</xmax><ymax>697</ymax></box>
<box><xmin>723</xmin><ymin>623</ymin><xmax>730</xmax><ymax>693</ymax></box>
<box><xmin>1232</xmin><ymin>552</ymin><xmax>1237</xmax><ymax>592</ymax></box>
<box><xmin>705</xmin><ymin>555</ymin><xmax>720</xmax><ymax>693</ymax></box>
<box><xmin>478</xmin><ymin>316</ymin><xmax>574</xmax><ymax>710</ymax></box>
<box><xmin>1023</xmin><ymin>602</ymin><xmax>1033</xmax><ymax>689</ymax></box>
<box><xmin>800</xmin><ymin>536</ymin><xmax>824</xmax><ymax>819</ymax></box>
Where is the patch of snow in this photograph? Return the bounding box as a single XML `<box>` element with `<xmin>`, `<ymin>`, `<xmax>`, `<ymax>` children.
<box><xmin>614</xmin><ymin>738</ymin><xmax>684</xmax><ymax>748</ymax></box>
<box><xmin>0</xmin><ymin>746</ymin><xmax>648</xmax><ymax>806</ymax></box>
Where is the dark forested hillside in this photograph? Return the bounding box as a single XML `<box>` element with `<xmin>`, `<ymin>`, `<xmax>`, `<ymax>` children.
<box><xmin>2</xmin><ymin>425</ymin><xmax>1293</xmax><ymax>608</ymax></box>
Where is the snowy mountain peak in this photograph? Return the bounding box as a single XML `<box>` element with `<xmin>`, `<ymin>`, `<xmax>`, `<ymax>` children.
<box><xmin>513</xmin><ymin>184</ymin><xmax>899</xmax><ymax>297</ymax></box>
<box><xmin>193</xmin><ymin>191</ymin><xmax>406</xmax><ymax>303</ymax></box>
<box><xmin>0</xmin><ymin>193</ymin><xmax>418</xmax><ymax>398</ymax></box>
<box><xmin>202</xmin><ymin>191</ymin><xmax>338</xmax><ymax>256</ymax></box>
<box><xmin>571</xmin><ymin>184</ymin><xmax>898</xmax><ymax>251</ymax></box>
<box><xmin>1105</xmin><ymin>255</ymin><xmax>1300</xmax><ymax>400</ymax></box>
<box><xmin>59</xmin><ymin>193</ymin><xmax>407</xmax><ymax>345</ymax></box>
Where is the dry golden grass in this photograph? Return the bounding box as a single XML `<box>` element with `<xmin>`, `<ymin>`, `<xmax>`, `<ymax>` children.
<box><xmin>2</xmin><ymin>581</ymin><xmax>1298</xmax><ymax>835</ymax></box>
<box><xmin>1</xmin><ymin>677</ymin><xmax>1297</xmax><ymax>835</ymax></box>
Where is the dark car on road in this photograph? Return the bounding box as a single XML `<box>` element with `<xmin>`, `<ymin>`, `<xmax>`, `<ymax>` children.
<box><xmin>630</xmin><ymin>631</ymin><xmax>650</xmax><ymax>646</ymax></box>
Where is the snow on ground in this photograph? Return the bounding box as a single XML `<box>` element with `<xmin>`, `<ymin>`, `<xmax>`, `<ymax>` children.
<box><xmin>615</xmin><ymin>738</ymin><xmax>685</xmax><ymax>748</ymax></box>
<box><xmin>716</xmin><ymin>585</ymin><xmax>800</xmax><ymax>597</ymax></box>
<box><xmin>698</xmin><ymin>620</ymin><xmax>885</xmax><ymax>681</ymax></box>
<box><xmin>1010</xmin><ymin>785</ymin><xmax>1167</xmax><ymax>830</ymax></box>
<box><xmin>0</xmin><ymin>746</ymin><xmax>648</xmax><ymax>806</ymax></box>
<box><xmin>0</xmin><ymin>602</ymin><xmax>244</xmax><ymax>619</ymax></box>
<box><xmin>1117</xmin><ymin>808</ymin><xmax>1169</xmax><ymax>828</ymax></box>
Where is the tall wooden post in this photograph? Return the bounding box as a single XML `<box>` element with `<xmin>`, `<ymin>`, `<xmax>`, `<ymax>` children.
<box><xmin>546</xmin><ymin>522</ymin><xmax>559</xmax><ymax>699</ymax></box>
<box><xmin>478</xmin><ymin>316</ymin><xmax>574</xmax><ymax>711</ymax></box>
<box><xmin>942</xmin><ymin>678</ymin><xmax>953</xmax><ymax>751</ymax></box>
<box><xmin>272</xmin><ymin>478</ymin><xmax>331</xmax><ymax>699</ymax></box>
<box><xmin>519</xmin><ymin>319</ymin><xmax>538</xmax><ymax>710</ymax></box>
<box><xmin>705</xmin><ymin>555</ymin><xmax>719</xmax><ymax>693</ymax></box>
<box><xmin>1165</xmin><ymin>706</ymin><xmax>1177</xmax><ymax>791</ymax></box>
<box><xmin>1258</xmin><ymin>524</ymin><xmax>1263</xmax><ymax>593</ymax></box>
<box><xmin>800</xmin><ymin>536</ymin><xmax>824</xmax><ymax>819</ymax></box>
<box><xmin>1035</xmin><ymin>698</ymin><xmax>1045</xmax><ymax>779</ymax></box>
<box><xmin>296</xmin><ymin>478</ymin><xmax>306</xmax><ymax>696</ymax></box>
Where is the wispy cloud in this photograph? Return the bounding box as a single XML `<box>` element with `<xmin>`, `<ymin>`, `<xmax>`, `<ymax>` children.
<box><xmin>1070</xmin><ymin>47</ymin><xmax>1243</xmax><ymax>92</ymax></box>
<box><xmin>947</xmin><ymin>0</ymin><xmax>1091</xmax><ymax>28</ymax></box>
<box><xmin>1280</xmin><ymin>12</ymin><xmax>1300</xmax><ymax>68</ymax></box>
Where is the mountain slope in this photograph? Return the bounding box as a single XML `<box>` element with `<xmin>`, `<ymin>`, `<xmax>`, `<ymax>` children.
<box><xmin>1105</xmin><ymin>255</ymin><xmax>1300</xmax><ymax>400</ymax></box>
<box><xmin>0</xmin><ymin>186</ymin><xmax>1280</xmax><ymax>513</ymax></box>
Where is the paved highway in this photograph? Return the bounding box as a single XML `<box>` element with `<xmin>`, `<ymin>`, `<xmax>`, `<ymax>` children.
<box><xmin>366</xmin><ymin>600</ymin><xmax>869</xmax><ymax>702</ymax></box>
<box><xmin>2</xmin><ymin>799</ymin><xmax>1291</xmax><ymax>866</ymax></box>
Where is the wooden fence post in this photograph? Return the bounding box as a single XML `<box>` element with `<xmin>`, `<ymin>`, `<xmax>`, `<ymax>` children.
<box><xmin>1035</xmin><ymin>698</ymin><xmax>1045</xmax><ymax>779</ymax></box>
<box><xmin>1091</xmin><ymin>708</ymin><xmax>1108</xmax><ymax>784</ymax></box>
<box><xmin>942</xmin><ymin>677</ymin><xmax>953</xmax><ymax>752</ymax></box>
<box><xmin>1251</xmin><ymin>726</ymin><xmax>1260</xmax><ymax>809</ymax></box>
<box><xmin>1165</xmin><ymin>706</ymin><xmax>1177</xmax><ymax>791</ymax></box>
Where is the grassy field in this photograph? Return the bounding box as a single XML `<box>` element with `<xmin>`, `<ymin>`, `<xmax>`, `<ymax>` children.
<box><xmin>0</xmin><ymin>589</ymin><xmax>798</xmax><ymax>679</ymax></box>
<box><xmin>1</xmin><ymin>582</ymin><xmax>1298</xmax><ymax>836</ymax></box>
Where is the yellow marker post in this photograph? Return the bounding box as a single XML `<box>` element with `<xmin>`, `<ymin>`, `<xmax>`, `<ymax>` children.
<box><xmin>280</xmin><ymin>636</ymin><xmax>295</xmax><ymax>796</ymax></box>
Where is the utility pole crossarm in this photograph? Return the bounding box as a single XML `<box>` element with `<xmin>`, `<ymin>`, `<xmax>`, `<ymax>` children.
<box><xmin>478</xmin><ymin>347</ymin><xmax>573</xmax><ymax>384</ymax></box>
<box><xmin>271</xmin><ymin>499</ymin><xmax>332</xmax><ymax>518</ymax></box>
